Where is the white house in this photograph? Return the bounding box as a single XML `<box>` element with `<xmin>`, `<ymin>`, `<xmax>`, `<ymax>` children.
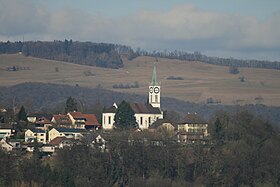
<box><xmin>0</xmin><ymin>128</ymin><xmax>15</xmax><ymax>138</ymax></box>
<box><xmin>102</xmin><ymin>65</ymin><xmax>163</xmax><ymax>130</ymax></box>
<box><xmin>48</xmin><ymin>128</ymin><xmax>87</xmax><ymax>142</ymax></box>
<box><xmin>177</xmin><ymin>113</ymin><xmax>209</xmax><ymax>137</ymax></box>
<box><xmin>25</xmin><ymin>129</ymin><xmax>47</xmax><ymax>144</ymax></box>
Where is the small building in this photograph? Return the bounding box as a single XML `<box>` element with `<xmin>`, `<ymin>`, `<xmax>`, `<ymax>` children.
<box><xmin>34</xmin><ymin>117</ymin><xmax>52</xmax><ymax>131</ymax></box>
<box><xmin>25</xmin><ymin>129</ymin><xmax>47</xmax><ymax>144</ymax></box>
<box><xmin>102</xmin><ymin>103</ymin><xmax>117</xmax><ymax>130</ymax></box>
<box><xmin>149</xmin><ymin>119</ymin><xmax>175</xmax><ymax>133</ymax></box>
<box><xmin>48</xmin><ymin>128</ymin><xmax>88</xmax><ymax>142</ymax></box>
<box><xmin>0</xmin><ymin>128</ymin><xmax>15</xmax><ymax>138</ymax></box>
<box><xmin>0</xmin><ymin>138</ymin><xmax>22</xmax><ymax>152</ymax></box>
<box><xmin>49</xmin><ymin>136</ymin><xmax>75</xmax><ymax>149</ymax></box>
<box><xmin>67</xmin><ymin>112</ymin><xmax>100</xmax><ymax>130</ymax></box>
<box><xmin>51</xmin><ymin>114</ymin><xmax>72</xmax><ymax>128</ymax></box>
<box><xmin>177</xmin><ymin>113</ymin><xmax>209</xmax><ymax>137</ymax></box>
<box><xmin>177</xmin><ymin>132</ymin><xmax>205</xmax><ymax>144</ymax></box>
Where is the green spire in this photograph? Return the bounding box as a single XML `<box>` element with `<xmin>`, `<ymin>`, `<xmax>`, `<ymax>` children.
<box><xmin>151</xmin><ymin>65</ymin><xmax>158</xmax><ymax>86</ymax></box>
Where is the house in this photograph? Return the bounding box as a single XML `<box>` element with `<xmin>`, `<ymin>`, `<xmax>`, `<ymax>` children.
<box><xmin>34</xmin><ymin>117</ymin><xmax>52</xmax><ymax>131</ymax></box>
<box><xmin>48</xmin><ymin>128</ymin><xmax>88</xmax><ymax>142</ymax></box>
<box><xmin>177</xmin><ymin>113</ymin><xmax>209</xmax><ymax>137</ymax></box>
<box><xmin>102</xmin><ymin>65</ymin><xmax>163</xmax><ymax>130</ymax></box>
<box><xmin>51</xmin><ymin>114</ymin><xmax>72</xmax><ymax>128</ymax></box>
<box><xmin>25</xmin><ymin>129</ymin><xmax>47</xmax><ymax>144</ymax></box>
<box><xmin>67</xmin><ymin>112</ymin><xmax>100</xmax><ymax>130</ymax></box>
<box><xmin>177</xmin><ymin>132</ymin><xmax>205</xmax><ymax>144</ymax></box>
<box><xmin>0</xmin><ymin>138</ymin><xmax>22</xmax><ymax>152</ymax></box>
<box><xmin>149</xmin><ymin>119</ymin><xmax>175</xmax><ymax>133</ymax></box>
<box><xmin>27</xmin><ymin>114</ymin><xmax>52</xmax><ymax>123</ymax></box>
<box><xmin>0</xmin><ymin>138</ymin><xmax>13</xmax><ymax>151</ymax></box>
<box><xmin>91</xmin><ymin>133</ymin><xmax>107</xmax><ymax>151</ymax></box>
<box><xmin>40</xmin><ymin>145</ymin><xmax>55</xmax><ymax>154</ymax></box>
<box><xmin>49</xmin><ymin>136</ymin><xmax>75</xmax><ymax>149</ymax></box>
<box><xmin>0</xmin><ymin>128</ymin><xmax>15</xmax><ymax>138</ymax></box>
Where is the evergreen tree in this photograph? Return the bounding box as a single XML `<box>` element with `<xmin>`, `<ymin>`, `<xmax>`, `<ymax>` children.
<box><xmin>114</xmin><ymin>101</ymin><xmax>137</xmax><ymax>129</ymax></box>
<box><xmin>65</xmin><ymin>96</ymin><xmax>77</xmax><ymax>113</ymax></box>
<box><xmin>17</xmin><ymin>106</ymin><xmax>27</xmax><ymax>121</ymax></box>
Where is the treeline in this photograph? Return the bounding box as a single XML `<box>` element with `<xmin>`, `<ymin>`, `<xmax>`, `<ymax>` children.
<box><xmin>0</xmin><ymin>40</ymin><xmax>134</xmax><ymax>69</ymax></box>
<box><xmin>1</xmin><ymin>40</ymin><xmax>279</xmax><ymax>70</ymax></box>
<box><xmin>133</xmin><ymin>49</ymin><xmax>280</xmax><ymax>70</ymax></box>
<box><xmin>0</xmin><ymin>111</ymin><xmax>279</xmax><ymax>186</ymax></box>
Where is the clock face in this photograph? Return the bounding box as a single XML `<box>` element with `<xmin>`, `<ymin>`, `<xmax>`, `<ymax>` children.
<box><xmin>154</xmin><ymin>87</ymin><xmax>160</xmax><ymax>94</ymax></box>
<box><xmin>149</xmin><ymin>87</ymin><xmax>153</xmax><ymax>93</ymax></box>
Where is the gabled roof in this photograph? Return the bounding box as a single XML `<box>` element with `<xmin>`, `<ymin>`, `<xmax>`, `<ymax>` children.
<box><xmin>178</xmin><ymin>113</ymin><xmax>207</xmax><ymax>124</ymax></box>
<box><xmin>69</xmin><ymin>112</ymin><xmax>86</xmax><ymax>119</ymax></box>
<box><xmin>27</xmin><ymin>129</ymin><xmax>45</xmax><ymax>133</ymax></box>
<box><xmin>149</xmin><ymin>119</ymin><xmax>174</xmax><ymax>129</ymax></box>
<box><xmin>83</xmin><ymin>114</ymin><xmax>100</xmax><ymax>126</ymax></box>
<box><xmin>35</xmin><ymin>117</ymin><xmax>51</xmax><ymax>124</ymax></box>
<box><xmin>54</xmin><ymin>128</ymin><xmax>87</xmax><ymax>133</ymax></box>
<box><xmin>103</xmin><ymin>105</ymin><xmax>117</xmax><ymax>113</ymax></box>
<box><xmin>27</xmin><ymin>114</ymin><xmax>53</xmax><ymax>120</ymax></box>
<box><xmin>130</xmin><ymin>103</ymin><xmax>161</xmax><ymax>114</ymax></box>
<box><xmin>49</xmin><ymin>136</ymin><xmax>68</xmax><ymax>145</ymax></box>
<box><xmin>52</xmin><ymin>114</ymin><xmax>72</xmax><ymax>124</ymax></box>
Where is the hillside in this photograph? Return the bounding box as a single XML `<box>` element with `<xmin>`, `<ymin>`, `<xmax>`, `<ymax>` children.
<box><xmin>0</xmin><ymin>82</ymin><xmax>279</xmax><ymax>126</ymax></box>
<box><xmin>0</xmin><ymin>54</ymin><xmax>280</xmax><ymax>106</ymax></box>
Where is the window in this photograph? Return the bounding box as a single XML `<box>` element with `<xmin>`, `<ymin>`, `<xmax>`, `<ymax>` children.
<box><xmin>103</xmin><ymin>116</ymin><xmax>106</xmax><ymax>124</ymax></box>
<box><xmin>108</xmin><ymin>116</ymin><xmax>111</xmax><ymax>124</ymax></box>
<box><xmin>140</xmin><ymin>117</ymin><xmax>143</xmax><ymax>125</ymax></box>
<box><xmin>148</xmin><ymin>117</ymin><xmax>151</xmax><ymax>124</ymax></box>
<box><xmin>150</xmin><ymin>95</ymin><xmax>153</xmax><ymax>103</ymax></box>
<box><xmin>155</xmin><ymin>95</ymin><xmax>158</xmax><ymax>103</ymax></box>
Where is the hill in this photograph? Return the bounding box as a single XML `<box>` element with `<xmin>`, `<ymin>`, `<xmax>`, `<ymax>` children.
<box><xmin>0</xmin><ymin>82</ymin><xmax>279</xmax><ymax>126</ymax></box>
<box><xmin>0</xmin><ymin>54</ymin><xmax>280</xmax><ymax>106</ymax></box>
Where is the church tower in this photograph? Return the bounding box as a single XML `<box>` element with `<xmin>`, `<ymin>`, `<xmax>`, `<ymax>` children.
<box><xmin>149</xmin><ymin>65</ymin><xmax>161</xmax><ymax>108</ymax></box>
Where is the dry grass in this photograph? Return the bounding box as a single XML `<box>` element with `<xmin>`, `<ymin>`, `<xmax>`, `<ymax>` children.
<box><xmin>1</xmin><ymin>54</ymin><xmax>280</xmax><ymax>106</ymax></box>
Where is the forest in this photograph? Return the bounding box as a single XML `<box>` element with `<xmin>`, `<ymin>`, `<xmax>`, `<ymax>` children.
<box><xmin>0</xmin><ymin>111</ymin><xmax>279</xmax><ymax>187</ymax></box>
<box><xmin>0</xmin><ymin>41</ymin><xmax>132</xmax><ymax>69</ymax></box>
<box><xmin>1</xmin><ymin>41</ymin><xmax>280</xmax><ymax>70</ymax></box>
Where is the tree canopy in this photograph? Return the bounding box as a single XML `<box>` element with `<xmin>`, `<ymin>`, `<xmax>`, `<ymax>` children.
<box><xmin>114</xmin><ymin>100</ymin><xmax>137</xmax><ymax>129</ymax></box>
<box><xmin>65</xmin><ymin>96</ymin><xmax>78</xmax><ymax>113</ymax></box>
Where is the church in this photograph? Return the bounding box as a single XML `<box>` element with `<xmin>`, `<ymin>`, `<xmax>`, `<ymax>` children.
<box><xmin>102</xmin><ymin>65</ymin><xmax>163</xmax><ymax>130</ymax></box>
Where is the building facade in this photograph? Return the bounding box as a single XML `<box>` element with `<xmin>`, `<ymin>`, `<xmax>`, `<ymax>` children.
<box><xmin>102</xmin><ymin>65</ymin><xmax>163</xmax><ymax>130</ymax></box>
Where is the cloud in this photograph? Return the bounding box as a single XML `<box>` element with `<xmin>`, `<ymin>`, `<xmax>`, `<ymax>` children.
<box><xmin>0</xmin><ymin>1</ymin><xmax>279</xmax><ymax>60</ymax></box>
<box><xmin>0</xmin><ymin>0</ymin><xmax>49</xmax><ymax>36</ymax></box>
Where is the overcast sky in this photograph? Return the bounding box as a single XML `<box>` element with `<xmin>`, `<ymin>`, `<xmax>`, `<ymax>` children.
<box><xmin>0</xmin><ymin>0</ymin><xmax>280</xmax><ymax>60</ymax></box>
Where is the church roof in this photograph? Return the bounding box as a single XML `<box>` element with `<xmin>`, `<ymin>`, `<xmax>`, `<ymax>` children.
<box><xmin>103</xmin><ymin>105</ymin><xmax>117</xmax><ymax>113</ymax></box>
<box><xmin>130</xmin><ymin>103</ymin><xmax>161</xmax><ymax>114</ymax></box>
<box><xmin>151</xmin><ymin>65</ymin><xmax>159</xmax><ymax>86</ymax></box>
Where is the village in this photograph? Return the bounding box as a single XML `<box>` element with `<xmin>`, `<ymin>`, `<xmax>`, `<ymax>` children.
<box><xmin>0</xmin><ymin>66</ymin><xmax>210</xmax><ymax>156</ymax></box>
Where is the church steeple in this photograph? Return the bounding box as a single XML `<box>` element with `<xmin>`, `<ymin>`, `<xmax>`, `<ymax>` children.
<box><xmin>151</xmin><ymin>65</ymin><xmax>158</xmax><ymax>86</ymax></box>
<box><xmin>149</xmin><ymin>64</ymin><xmax>161</xmax><ymax>108</ymax></box>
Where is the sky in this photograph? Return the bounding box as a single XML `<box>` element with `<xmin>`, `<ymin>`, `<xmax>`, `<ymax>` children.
<box><xmin>0</xmin><ymin>0</ymin><xmax>280</xmax><ymax>61</ymax></box>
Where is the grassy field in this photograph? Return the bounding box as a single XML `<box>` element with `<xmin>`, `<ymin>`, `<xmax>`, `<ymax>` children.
<box><xmin>1</xmin><ymin>53</ymin><xmax>280</xmax><ymax>106</ymax></box>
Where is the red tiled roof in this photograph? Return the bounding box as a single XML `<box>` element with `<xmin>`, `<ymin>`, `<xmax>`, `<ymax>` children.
<box><xmin>52</xmin><ymin>114</ymin><xmax>72</xmax><ymax>124</ymax></box>
<box><xmin>49</xmin><ymin>136</ymin><xmax>67</xmax><ymax>145</ymax></box>
<box><xmin>83</xmin><ymin>114</ymin><xmax>100</xmax><ymax>126</ymax></box>
<box><xmin>69</xmin><ymin>112</ymin><xmax>85</xmax><ymax>119</ymax></box>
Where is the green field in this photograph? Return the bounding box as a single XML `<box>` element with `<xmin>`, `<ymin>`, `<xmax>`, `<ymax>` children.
<box><xmin>1</xmin><ymin>53</ymin><xmax>280</xmax><ymax>106</ymax></box>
